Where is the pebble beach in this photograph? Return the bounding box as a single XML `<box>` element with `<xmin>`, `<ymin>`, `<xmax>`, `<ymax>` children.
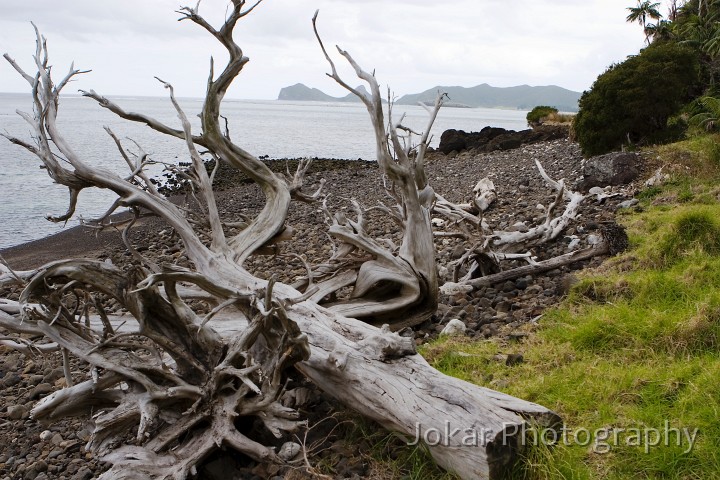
<box><xmin>0</xmin><ymin>138</ymin><xmax>642</xmax><ymax>479</ymax></box>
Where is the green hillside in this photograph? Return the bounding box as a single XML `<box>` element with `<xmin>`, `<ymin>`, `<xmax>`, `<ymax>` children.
<box><xmin>278</xmin><ymin>82</ymin><xmax>581</xmax><ymax>111</ymax></box>
<box><xmin>396</xmin><ymin>84</ymin><xmax>580</xmax><ymax>112</ymax></box>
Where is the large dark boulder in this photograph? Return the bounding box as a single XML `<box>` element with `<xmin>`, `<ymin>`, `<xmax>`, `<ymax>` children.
<box><xmin>575</xmin><ymin>151</ymin><xmax>640</xmax><ymax>191</ymax></box>
<box><xmin>438</xmin><ymin>125</ymin><xmax>569</xmax><ymax>155</ymax></box>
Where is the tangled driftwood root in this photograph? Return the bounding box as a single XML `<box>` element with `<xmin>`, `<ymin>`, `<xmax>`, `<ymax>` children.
<box><xmin>0</xmin><ymin>3</ymin><xmax>599</xmax><ymax>478</ymax></box>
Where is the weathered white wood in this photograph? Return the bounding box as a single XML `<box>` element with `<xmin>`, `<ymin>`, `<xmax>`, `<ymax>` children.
<box><xmin>467</xmin><ymin>243</ymin><xmax>609</xmax><ymax>289</ymax></box>
<box><xmin>473</xmin><ymin>177</ymin><xmax>497</xmax><ymax>212</ymax></box>
<box><xmin>0</xmin><ymin>4</ymin><xmax>563</xmax><ymax>479</ymax></box>
<box><xmin>287</xmin><ymin>301</ymin><xmax>561</xmax><ymax>479</ymax></box>
<box><xmin>309</xmin><ymin>12</ymin><xmax>440</xmax><ymax>328</ymax></box>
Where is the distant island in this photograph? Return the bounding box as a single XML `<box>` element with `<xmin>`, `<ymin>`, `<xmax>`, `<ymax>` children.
<box><xmin>277</xmin><ymin>83</ymin><xmax>581</xmax><ymax>112</ymax></box>
<box><xmin>278</xmin><ymin>83</ymin><xmax>375</xmax><ymax>103</ymax></box>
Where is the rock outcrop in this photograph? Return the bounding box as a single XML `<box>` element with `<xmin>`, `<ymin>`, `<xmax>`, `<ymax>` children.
<box><xmin>438</xmin><ymin>125</ymin><xmax>569</xmax><ymax>155</ymax></box>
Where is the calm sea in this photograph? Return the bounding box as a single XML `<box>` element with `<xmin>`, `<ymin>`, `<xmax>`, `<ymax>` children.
<box><xmin>0</xmin><ymin>93</ymin><xmax>528</xmax><ymax>248</ymax></box>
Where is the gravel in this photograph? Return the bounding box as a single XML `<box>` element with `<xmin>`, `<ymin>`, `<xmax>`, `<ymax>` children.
<box><xmin>0</xmin><ymin>138</ymin><xmax>641</xmax><ymax>479</ymax></box>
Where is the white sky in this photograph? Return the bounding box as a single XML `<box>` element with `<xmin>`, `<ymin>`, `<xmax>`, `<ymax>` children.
<box><xmin>0</xmin><ymin>0</ymin><xmax>672</xmax><ymax>100</ymax></box>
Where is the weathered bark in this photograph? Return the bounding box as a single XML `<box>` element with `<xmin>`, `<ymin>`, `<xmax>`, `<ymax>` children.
<box><xmin>0</xmin><ymin>4</ymin><xmax>562</xmax><ymax>479</ymax></box>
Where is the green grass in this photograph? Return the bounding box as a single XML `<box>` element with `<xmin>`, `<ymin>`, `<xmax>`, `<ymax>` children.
<box><xmin>335</xmin><ymin>415</ymin><xmax>460</xmax><ymax>480</ymax></box>
<box><xmin>419</xmin><ymin>137</ymin><xmax>720</xmax><ymax>479</ymax></box>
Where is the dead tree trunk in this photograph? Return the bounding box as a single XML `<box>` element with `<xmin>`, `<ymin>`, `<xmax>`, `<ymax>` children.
<box><xmin>0</xmin><ymin>3</ymin><xmax>560</xmax><ymax>479</ymax></box>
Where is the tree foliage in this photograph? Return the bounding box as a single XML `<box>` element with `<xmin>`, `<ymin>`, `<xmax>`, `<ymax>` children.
<box><xmin>575</xmin><ymin>0</ymin><xmax>720</xmax><ymax>156</ymax></box>
<box><xmin>574</xmin><ymin>42</ymin><xmax>701</xmax><ymax>156</ymax></box>
<box><xmin>626</xmin><ymin>1</ymin><xmax>663</xmax><ymax>43</ymax></box>
<box><xmin>526</xmin><ymin>106</ymin><xmax>558</xmax><ymax>127</ymax></box>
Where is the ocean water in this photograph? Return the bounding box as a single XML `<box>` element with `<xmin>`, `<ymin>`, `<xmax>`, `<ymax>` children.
<box><xmin>0</xmin><ymin>93</ymin><xmax>528</xmax><ymax>248</ymax></box>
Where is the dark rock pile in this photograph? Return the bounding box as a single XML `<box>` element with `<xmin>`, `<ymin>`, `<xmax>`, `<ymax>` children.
<box><xmin>438</xmin><ymin>125</ymin><xmax>570</xmax><ymax>155</ymax></box>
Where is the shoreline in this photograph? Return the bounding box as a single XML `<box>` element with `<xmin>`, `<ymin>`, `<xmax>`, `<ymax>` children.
<box><xmin>1</xmin><ymin>223</ymin><xmax>125</xmax><ymax>271</ymax></box>
<box><xmin>0</xmin><ymin>156</ymin><xmax>374</xmax><ymax>270</ymax></box>
<box><xmin>0</xmin><ymin>138</ymin><xmax>638</xmax><ymax>479</ymax></box>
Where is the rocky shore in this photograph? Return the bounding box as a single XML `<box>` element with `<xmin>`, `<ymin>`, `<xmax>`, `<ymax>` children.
<box><xmin>0</xmin><ymin>137</ymin><xmax>644</xmax><ymax>479</ymax></box>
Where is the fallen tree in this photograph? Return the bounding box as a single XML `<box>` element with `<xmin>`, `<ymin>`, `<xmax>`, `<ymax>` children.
<box><xmin>0</xmin><ymin>2</ymin><xmax>565</xmax><ymax>479</ymax></box>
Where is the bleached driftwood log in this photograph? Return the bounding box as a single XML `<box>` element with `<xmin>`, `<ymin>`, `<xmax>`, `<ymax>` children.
<box><xmin>0</xmin><ymin>3</ymin><xmax>561</xmax><ymax>479</ymax></box>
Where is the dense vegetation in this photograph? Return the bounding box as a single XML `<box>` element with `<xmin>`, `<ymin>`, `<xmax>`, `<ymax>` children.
<box><xmin>574</xmin><ymin>0</ymin><xmax>720</xmax><ymax>156</ymax></box>
<box><xmin>526</xmin><ymin>106</ymin><xmax>559</xmax><ymax>127</ymax></box>
<box><xmin>574</xmin><ymin>42</ymin><xmax>700</xmax><ymax>156</ymax></box>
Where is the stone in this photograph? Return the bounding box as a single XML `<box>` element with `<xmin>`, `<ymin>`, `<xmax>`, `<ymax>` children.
<box><xmin>7</xmin><ymin>405</ymin><xmax>29</xmax><ymax>420</ymax></box>
<box><xmin>70</xmin><ymin>467</ymin><xmax>93</xmax><ymax>480</ymax></box>
<box><xmin>278</xmin><ymin>442</ymin><xmax>302</xmax><ymax>461</ymax></box>
<box><xmin>505</xmin><ymin>353</ymin><xmax>525</xmax><ymax>366</ymax></box>
<box><xmin>2</xmin><ymin>373</ymin><xmax>21</xmax><ymax>387</ymax></box>
<box><xmin>440</xmin><ymin>319</ymin><xmax>467</xmax><ymax>337</ymax></box>
<box><xmin>617</xmin><ymin>198</ymin><xmax>639</xmax><ymax>209</ymax></box>
<box><xmin>28</xmin><ymin>383</ymin><xmax>54</xmax><ymax>400</ymax></box>
<box><xmin>47</xmin><ymin>450</ymin><xmax>63</xmax><ymax>460</ymax></box>
<box><xmin>567</xmin><ymin>236</ymin><xmax>581</xmax><ymax>251</ymax></box>
<box><xmin>576</xmin><ymin>152</ymin><xmax>640</xmax><ymax>191</ymax></box>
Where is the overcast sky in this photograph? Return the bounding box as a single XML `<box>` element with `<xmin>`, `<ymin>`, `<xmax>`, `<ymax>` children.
<box><xmin>0</xmin><ymin>0</ymin><xmax>673</xmax><ymax>100</ymax></box>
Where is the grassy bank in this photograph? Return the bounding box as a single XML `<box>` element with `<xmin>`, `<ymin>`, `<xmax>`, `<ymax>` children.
<box><xmin>416</xmin><ymin>135</ymin><xmax>720</xmax><ymax>479</ymax></box>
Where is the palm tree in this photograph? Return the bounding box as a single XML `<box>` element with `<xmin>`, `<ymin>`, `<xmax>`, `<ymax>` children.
<box><xmin>645</xmin><ymin>19</ymin><xmax>675</xmax><ymax>42</ymax></box>
<box><xmin>627</xmin><ymin>1</ymin><xmax>663</xmax><ymax>43</ymax></box>
<box><xmin>690</xmin><ymin>96</ymin><xmax>720</xmax><ymax>131</ymax></box>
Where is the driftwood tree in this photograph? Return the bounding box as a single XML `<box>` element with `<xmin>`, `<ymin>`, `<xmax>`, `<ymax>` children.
<box><xmin>0</xmin><ymin>2</ymin><xmax>564</xmax><ymax>479</ymax></box>
<box><xmin>431</xmin><ymin>160</ymin><xmax>623</xmax><ymax>294</ymax></box>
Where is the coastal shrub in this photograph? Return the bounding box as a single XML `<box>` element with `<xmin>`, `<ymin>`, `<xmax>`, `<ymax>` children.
<box><xmin>574</xmin><ymin>42</ymin><xmax>701</xmax><ymax>156</ymax></box>
<box><xmin>526</xmin><ymin>105</ymin><xmax>558</xmax><ymax>127</ymax></box>
<box><xmin>544</xmin><ymin>111</ymin><xmax>575</xmax><ymax>124</ymax></box>
<box><xmin>688</xmin><ymin>95</ymin><xmax>720</xmax><ymax>132</ymax></box>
